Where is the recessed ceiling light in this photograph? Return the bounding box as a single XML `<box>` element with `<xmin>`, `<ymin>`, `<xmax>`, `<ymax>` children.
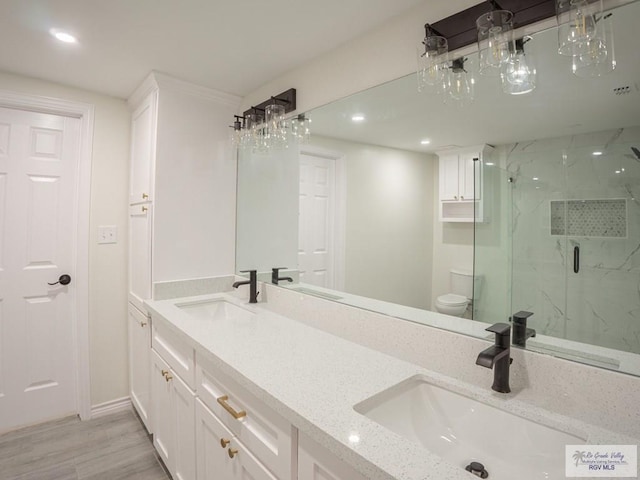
<box><xmin>485</xmin><ymin>162</ymin><xmax>495</xmax><ymax>166</ymax></box>
<box><xmin>533</xmin><ymin>177</ymin><xmax>539</xmax><ymax>181</ymax></box>
<box><xmin>420</xmin><ymin>139</ymin><xmax>431</xmax><ymax>145</ymax></box>
<box><xmin>351</xmin><ymin>114</ymin><xmax>365</xmax><ymax>122</ymax></box>
<box><xmin>50</xmin><ymin>29</ymin><xmax>78</xmax><ymax>44</ymax></box>
<box><xmin>593</xmin><ymin>151</ymin><xmax>603</xmax><ymax>156</ymax></box>
<box><xmin>615</xmin><ymin>170</ymin><xmax>621</xmax><ymax>174</ymax></box>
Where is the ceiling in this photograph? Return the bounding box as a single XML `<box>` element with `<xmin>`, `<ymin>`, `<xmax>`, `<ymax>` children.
<box><xmin>0</xmin><ymin>0</ymin><xmax>426</xmax><ymax>99</ymax></box>
<box><xmin>308</xmin><ymin>0</ymin><xmax>640</xmax><ymax>153</ymax></box>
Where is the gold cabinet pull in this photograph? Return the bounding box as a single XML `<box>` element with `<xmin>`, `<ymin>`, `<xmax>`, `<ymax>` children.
<box><xmin>216</xmin><ymin>395</ymin><xmax>246</xmax><ymax>419</ymax></box>
<box><xmin>461</xmin><ymin>195</ymin><xmax>465</xmax><ymax>200</ymax></box>
<box><xmin>220</xmin><ymin>438</ymin><xmax>230</xmax><ymax>448</ymax></box>
<box><xmin>140</xmin><ymin>321</ymin><xmax>147</xmax><ymax>327</ymax></box>
<box><xmin>161</xmin><ymin>370</ymin><xmax>169</xmax><ymax>377</ymax></box>
<box><xmin>454</xmin><ymin>195</ymin><xmax>458</xmax><ymax>200</ymax></box>
<box><xmin>164</xmin><ymin>373</ymin><xmax>173</xmax><ymax>382</ymax></box>
<box><xmin>142</xmin><ymin>193</ymin><xmax>149</xmax><ymax>200</ymax></box>
<box><xmin>142</xmin><ymin>206</ymin><xmax>148</xmax><ymax>213</ymax></box>
<box><xmin>228</xmin><ymin>448</ymin><xmax>238</xmax><ymax>459</ymax></box>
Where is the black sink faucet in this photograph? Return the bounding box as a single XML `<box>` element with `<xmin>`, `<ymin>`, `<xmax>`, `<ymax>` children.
<box><xmin>476</xmin><ymin>323</ymin><xmax>512</xmax><ymax>393</ymax></box>
<box><xmin>512</xmin><ymin>311</ymin><xmax>536</xmax><ymax>347</ymax></box>
<box><xmin>232</xmin><ymin>270</ymin><xmax>258</xmax><ymax>303</ymax></box>
<box><xmin>271</xmin><ymin>267</ymin><xmax>293</xmax><ymax>285</ymax></box>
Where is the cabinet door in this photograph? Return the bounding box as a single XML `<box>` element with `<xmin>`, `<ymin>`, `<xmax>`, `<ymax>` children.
<box><xmin>459</xmin><ymin>153</ymin><xmax>479</xmax><ymax>201</ymax></box>
<box><xmin>129</xmin><ymin>203</ymin><xmax>152</xmax><ymax>311</ymax></box>
<box><xmin>151</xmin><ymin>350</ymin><xmax>173</xmax><ymax>469</ymax></box>
<box><xmin>129</xmin><ymin>90</ymin><xmax>157</xmax><ymax>205</ymax></box>
<box><xmin>439</xmin><ymin>155</ymin><xmax>460</xmax><ymax>201</ymax></box>
<box><xmin>172</xmin><ymin>373</ymin><xmax>196</xmax><ymax>480</ymax></box>
<box><xmin>298</xmin><ymin>434</ymin><xmax>366</xmax><ymax>480</ymax></box>
<box><xmin>196</xmin><ymin>400</ymin><xmax>278</xmax><ymax>480</ymax></box>
<box><xmin>128</xmin><ymin>303</ymin><xmax>151</xmax><ymax>433</ymax></box>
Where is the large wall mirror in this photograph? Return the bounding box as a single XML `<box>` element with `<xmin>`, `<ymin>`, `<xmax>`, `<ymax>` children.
<box><xmin>236</xmin><ymin>0</ymin><xmax>640</xmax><ymax>376</ymax></box>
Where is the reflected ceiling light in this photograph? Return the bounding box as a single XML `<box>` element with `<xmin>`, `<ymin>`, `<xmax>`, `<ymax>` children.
<box><xmin>421</xmin><ymin>139</ymin><xmax>431</xmax><ymax>145</ymax></box>
<box><xmin>50</xmin><ymin>29</ymin><xmax>77</xmax><ymax>43</ymax></box>
<box><xmin>615</xmin><ymin>170</ymin><xmax>621</xmax><ymax>174</ymax></box>
<box><xmin>592</xmin><ymin>151</ymin><xmax>603</xmax><ymax>156</ymax></box>
<box><xmin>351</xmin><ymin>114</ymin><xmax>365</xmax><ymax>122</ymax></box>
<box><xmin>501</xmin><ymin>37</ymin><xmax>536</xmax><ymax>95</ymax></box>
<box><xmin>348</xmin><ymin>434</ymin><xmax>360</xmax><ymax>444</ymax></box>
<box><xmin>533</xmin><ymin>177</ymin><xmax>539</xmax><ymax>180</ymax></box>
<box><xmin>485</xmin><ymin>162</ymin><xmax>495</xmax><ymax>166</ymax></box>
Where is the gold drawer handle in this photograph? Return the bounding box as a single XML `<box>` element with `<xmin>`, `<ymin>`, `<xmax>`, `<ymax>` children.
<box><xmin>165</xmin><ymin>373</ymin><xmax>173</xmax><ymax>382</ymax></box>
<box><xmin>228</xmin><ymin>448</ymin><xmax>238</xmax><ymax>459</ymax></box>
<box><xmin>161</xmin><ymin>370</ymin><xmax>169</xmax><ymax>377</ymax></box>
<box><xmin>220</xmin><ymin>438</ymin><xmax>231</xmax><ymax>448</ymax></box>
<box><xmin>217</xmin><ymin>395</ymin><xmax>246</xmax><ymax>419</ymax></box>
<box><xmin>140</xmin><ymin>321</ymin><xmax>147</xmax><ymax>327</ymax></box>
<box><xmin>142</xmin><ymin>206</ymin><xmax>148</xmax><ymax>213</ymax></box>
<box><xmin>142</xmin><ymin>193</ymin><xmax>149</xmax><ymax>200</ymax></box>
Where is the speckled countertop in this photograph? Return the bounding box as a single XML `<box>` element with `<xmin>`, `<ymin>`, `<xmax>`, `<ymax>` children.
<box><xmin>145</xmin><ymin>293</ymin><xmax>639</xmax><ymax>480</ymax></box>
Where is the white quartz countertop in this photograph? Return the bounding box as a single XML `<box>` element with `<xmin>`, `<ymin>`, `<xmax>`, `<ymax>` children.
<box><xmin>144</xmin><ymin>292</ymin><xmax>638</xmax><ymax>480</ymax></box>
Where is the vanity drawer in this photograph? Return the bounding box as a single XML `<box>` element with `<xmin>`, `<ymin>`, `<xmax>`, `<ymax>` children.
<box><xmin>152</xmin><ymin>321</ymin><xmax>196</xmax><ymax>389</ymax></box>
<box><xmin>196</xmin><ymin>357</ymin><xmax>295</xmax><ymax>480</ymax></box>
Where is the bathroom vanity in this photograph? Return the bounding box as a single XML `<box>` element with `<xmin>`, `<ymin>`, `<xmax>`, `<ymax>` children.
<box><xmin>141</xmin><ymin>285</ymin><xmax>639</xmax><ymax>480</ymax></box>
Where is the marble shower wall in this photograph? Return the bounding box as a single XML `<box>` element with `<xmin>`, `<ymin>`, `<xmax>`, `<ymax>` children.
<box><xmin>506</xmin><ymin>126</ymin><xmax>640</xmax><ymax>354</ymax></box>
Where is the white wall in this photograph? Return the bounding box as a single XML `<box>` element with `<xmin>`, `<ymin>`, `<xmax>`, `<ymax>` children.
<box><xmin>0</xmin><ymin>70</ymin><xmax>130</xmax><ymax>406</ymax></box>
<box><xmin>153</xmin><ymin>84</ymin><xmax>239</xmax><ymax>281</ymax></box>
<box><xmin>240</xmin><ymin>0</ymin><xmax>479</xmax><ymax>114</ymax></box>
<box><xmin>310</xmin><ymin>136</ymin><xmax>435</xmax><ymax>309</ymax></box>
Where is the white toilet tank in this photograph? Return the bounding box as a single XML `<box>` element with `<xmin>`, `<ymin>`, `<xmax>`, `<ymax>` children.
<box><xmin>450</xmin><ymin>269</ymin><xmax>474</xmax><ymax>300</ymax></box>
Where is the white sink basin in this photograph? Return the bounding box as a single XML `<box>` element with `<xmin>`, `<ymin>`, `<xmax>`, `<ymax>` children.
<box><xmin>354</xmin><ymin>375</ymin><xmax>585</xmax><ymax>480</ymax></box>
<box><xmin>176</xmin><ymin>298</ymin><xmax>254</xmax><ymax>322</ymax></box>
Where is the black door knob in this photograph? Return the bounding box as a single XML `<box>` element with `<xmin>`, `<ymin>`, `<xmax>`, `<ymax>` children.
<box><xmin>49</xmin><ymin>274</ymin><xmax>72</xmax><ymax>286</ymax></box>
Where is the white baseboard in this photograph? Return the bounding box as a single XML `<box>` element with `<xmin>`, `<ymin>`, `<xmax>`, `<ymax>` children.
<box><xmin>90</xmin><ymin>397</ymin><xmax>132</xmax><ymax>418</ymax></box>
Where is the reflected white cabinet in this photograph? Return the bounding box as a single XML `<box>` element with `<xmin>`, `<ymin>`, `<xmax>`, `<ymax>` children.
<box><xmin>195</xmin><ymin>399</ymin><xmax>277</xmax><ymax>480</ymax></box>
<box><xmin>151</xmin><ymin>350</ymin><xmax>196</xmax><ymax>480</ymax></box>
<box><xmin>298</xmin><ymin>433</ymin><xmax>366</xmax><ymax>480</ymax></box>
<box><xmin>128</xmin><ymin>304</ymin><xmax>151</xmax><ymax>433</ymax></box>
<box><xmin>129</xmin><ymin>203</ymin><xmax>152</xmax><ymax>312</ymax></box>
<box><xmin>437</xmin><ymin>145</ymin><xmax>493</xmax><ymax>222</ymax></box>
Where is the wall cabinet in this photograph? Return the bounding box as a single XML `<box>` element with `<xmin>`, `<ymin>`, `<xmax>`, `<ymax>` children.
<box><xmin>128</xmin><ymin>304</ymin><xmax>152</xmax><ymax>433</ymax></box>
<box><xmin>437</xmin><ymin>145</ymin><xmax>493</xmax><ymax>222</ymax></box>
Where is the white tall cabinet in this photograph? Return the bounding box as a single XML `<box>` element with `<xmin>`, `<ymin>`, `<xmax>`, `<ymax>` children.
<box><xmin>127</xmin><ymin>72</ymin><xmax>240</xmax><ymax>435</ymax></box>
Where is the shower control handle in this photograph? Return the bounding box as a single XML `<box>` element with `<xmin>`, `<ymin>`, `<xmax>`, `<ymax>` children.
<box><xmin>573</xmin><ymin>246</ymin><xmax>580</xmax><ymax>274</ymax></box>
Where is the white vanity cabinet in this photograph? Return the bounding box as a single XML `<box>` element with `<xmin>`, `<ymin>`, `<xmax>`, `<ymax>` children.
<box><xmin>298</xmin><ymin>434</ymin><xmax>367</xmax><ymax>480</ymax></box>
<box><xmin>437</xmin><ymin>145</ymin><xmax>493</xmax><ymax>222</ymax></box>
<box><xmin>196</xmin><ymin>356</ymin><xmax>296</xmax><ymax>480</ymax></box>
<box><xmin>150</xmin><ymin>321</ymin><xmax>197</xmax><ymax>480</ymax></box>
<box><xmin>128</xmin><ymin>304</ymin><xmax>152</xmax><ymax>432</ymax></box>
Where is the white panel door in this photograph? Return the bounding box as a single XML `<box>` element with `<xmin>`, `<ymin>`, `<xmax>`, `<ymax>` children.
<box><xmin>439</xmin><ymin>155</ymin><xmax>460</xmax><ymax>201</ymax></box>
<box><xmin>128</xmin><ymin>303</ymin><xmax>151</xmax><ymax>432</ymax></box>
<box><xmin>459</xmin><ymin>152</ymin><xmax>479</xmax><ymax>201</ymax></box>
<box><xmin>129</xmin><ymin>91</ymin><xmax>156</xmax><ymax>205</ymax></box>
<box><xmin>298</xmin><ymin>434</ymin><xmax>366</xmax><ymax>480</ymax></box>
<box><xmin>151</xmin><ymin>350</ymin><xmax>173</xmax><ymax>468</ymax></box>
<box><xmin>172</xmin><ymin>372</ymin><xmax>196</xmax><ymax>480</ymax></box>
<box><xmin>298</xmin><ymin>153</ymin><xmax>336</xmax><ymax>288</ymax></box>
<box><xmin>0</xmin><ymin>106</ymin><xmax>80</xmax><ymax>432</ymax></box>
<box><xmin>129</xmin><ymin>203</ymin><xmax>152</xmax><ymax>311</ymax></box>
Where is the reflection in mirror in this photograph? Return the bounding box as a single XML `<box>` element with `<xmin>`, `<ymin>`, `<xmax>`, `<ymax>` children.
<box><xmin>236</xmin><ymin>0</ymin><xmax>640</xmax><ymax>375</ymax></box>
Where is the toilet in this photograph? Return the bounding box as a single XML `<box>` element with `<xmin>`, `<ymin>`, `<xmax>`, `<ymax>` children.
<box><xmin>435</xmin><ymin>269</ymin><xmax>474</xmax><ymax>316</ymax></box>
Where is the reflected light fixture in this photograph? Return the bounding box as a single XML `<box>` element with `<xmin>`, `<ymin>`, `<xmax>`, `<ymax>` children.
<box><xmin>501</xmin><ymin>37</ymin><xmax>536</xmax><ymax>95</ymax></box>
<box><xmin>476</xmin><ymin>5</ymin><xmax>515</xmax><ymax>76</ymax></box>
<box><xmin>444</xmin><ymin>58</ymin><xmax>475</xmax><ymax>107</ymax></box>
<box><xmin>351</xmin><ymin>114</ymin><xmax>365</xmax><ymax>122</ymax></box>
<box><xmin>556</xmin><ymin>0</ymin><xmax>600</xmax><ymax>55</ymax></box>
<box><xmin>572</xmin><ymin>12</ymin><xmax>616</xmax><ymax>78</ymax></box>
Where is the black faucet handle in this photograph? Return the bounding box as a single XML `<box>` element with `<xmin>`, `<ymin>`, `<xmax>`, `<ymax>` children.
<box><xmin>513</xmin><ymin>311</ymin><xmax>534</xmax><ymax>323</ymax></box>
<box><xmin>271</xmin><ymin>267</ymin><xmax>288</xmax><ymax>273</ymax></box>
<box><xmin>240</xmin><ymin>269</ymin><xmax>257</xmax><ymax>274</ymax></box>
<box><xmin>486</xmin><ymin>323</ymin><xmax>511</xmax><ymax>348</ymax></box>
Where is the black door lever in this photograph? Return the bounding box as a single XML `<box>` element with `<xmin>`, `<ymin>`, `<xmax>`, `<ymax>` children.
<box><xmin>49</xmin><ymin>274</ymin><xmax>72</xmax><ymax>286</ymax></box>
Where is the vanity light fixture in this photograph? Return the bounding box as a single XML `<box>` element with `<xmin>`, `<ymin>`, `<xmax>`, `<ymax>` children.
<box><xmin>476</xmin><ymin>4</ymin><xmax>515</xmax><ymax>76</ymax></box>
<box><xmin>571</xmin><ymin>12</ymin><xmax>616</xmax><ymax>78</ymax></box>
<box><xmin>231</xmin><ymin>88</ymin><xmax>309</xmax><ymax>153</ymax></box>
<box><xmin>556</xmin><ymin>0</ymin><xmax>601</xmax><ymax>56</ymax></box>
<box><xmin>501</xmin><ymin>37</ymin><xmax>537</xmax><ymax>95</ymax></box>
<box><xmin>417</xmin><ymin>24</ymin><xmax>449</xmax><ymax>94</ymax></box>
<box><xmin>443</xmin><ymin>58</ymin><xmax>475</xmax><ymax>107</ymax></box>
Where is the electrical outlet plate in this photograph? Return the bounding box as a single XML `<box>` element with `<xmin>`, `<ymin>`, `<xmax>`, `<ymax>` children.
<box><xmin>98</xmin><ymin>225</ymin><xmax>117</xmax><ymax>244</ymax></box>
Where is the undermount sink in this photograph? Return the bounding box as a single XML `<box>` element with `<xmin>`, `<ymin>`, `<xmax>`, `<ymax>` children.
<box><xmin>354</xmin><ymin>375</ymin><xmax>585</xmax><ymax>480</ymax></box>
<box><xmin>176</xmin><ymin>298</ymin><xmax>254</xmax><ymax>322</ymax></box>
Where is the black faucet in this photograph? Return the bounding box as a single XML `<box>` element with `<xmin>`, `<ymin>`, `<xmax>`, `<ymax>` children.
<box><xmin>271</xmin><ymin>267</ymin><xmax>293</xmax><ymax>285</ymax></box>
<box><xmin>232</xmin><ymin>270</ymin><xmax>258</xmax><ymax>303</ymax></box>
<box><xmin>512</xmin><ymin>311</ymin><xmax>536</xmax><ymax>347</ymax></box>
<box><xmin>476</xmin><ymin>323</ymin><xmax>512</xmax><ymax>393</ymax></box>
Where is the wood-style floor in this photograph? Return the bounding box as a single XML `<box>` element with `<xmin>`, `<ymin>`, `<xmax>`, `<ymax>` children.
<box><xmin>0</xmin><ymin>409</ymin><xmax>170</xmax><ymax>480</ymax></box>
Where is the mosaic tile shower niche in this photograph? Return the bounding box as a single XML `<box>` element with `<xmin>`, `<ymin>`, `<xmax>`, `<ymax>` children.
<box><xmin>550</xmin><ymin>199</ymin><xmax>627</xmax><ymax>238</ymax></box>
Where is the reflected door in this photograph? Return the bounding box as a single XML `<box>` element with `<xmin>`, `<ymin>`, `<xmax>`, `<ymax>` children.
<box><xmin>298</xmin><ymin>153</ymin><xmax>336</xmax><ymax>287</ymax></box>
<box><xmin>0</xmin><ymin>107</ymin><xmax>80</xmax><ymax>431</ymax></box>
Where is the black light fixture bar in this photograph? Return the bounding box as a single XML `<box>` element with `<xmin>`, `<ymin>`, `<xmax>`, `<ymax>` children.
<box><xmin>243</xmin><ymin>88</ymin><xmax>297</xmax><ymax>118</ymax></box>
<box><xmin>429</xmin><ymin>0</ymin><xmax>555</xmax><ymax>51</ymax></box>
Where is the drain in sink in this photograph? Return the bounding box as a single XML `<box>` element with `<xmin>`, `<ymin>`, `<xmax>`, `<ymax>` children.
<box><xmin>465</xmin><ymin>461</ymin><xmax>489</xmax><ymax>478</ymax></box>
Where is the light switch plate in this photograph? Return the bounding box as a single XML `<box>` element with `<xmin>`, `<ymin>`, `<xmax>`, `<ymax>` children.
<box><xmin>98</xmin><ymin>225</ymin><xmax>117</xmax><ymax>244</ymax></box>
